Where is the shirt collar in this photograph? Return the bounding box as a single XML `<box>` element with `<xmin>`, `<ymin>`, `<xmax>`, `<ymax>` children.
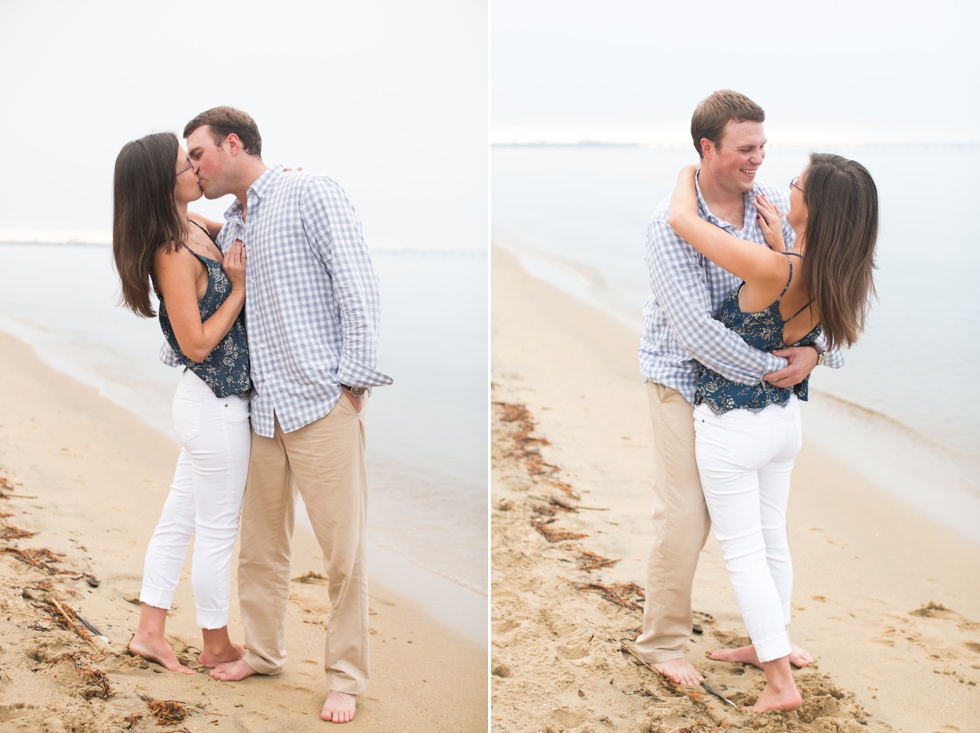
<box><xmin>222</xmin><ymin>164</ymin><xmax>283</xmax><ymax>224</ymax></box>
<box><xmin>247</xmin><ymin>164</ymin><xmax>283</xmax><ymax>201</ymax></box>
<box><xmin>694</xmin><ymin>168</ymin><xmax>760</xmax><ymax>230</ymax></box>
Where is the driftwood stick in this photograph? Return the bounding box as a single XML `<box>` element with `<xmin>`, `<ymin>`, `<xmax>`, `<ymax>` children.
<box><xmin>49</xmin><ymin>596</ymin><xmax>102</xmax><ymax>652</ymax></box>
<box><xmin>620</xmin><ymin>641</ymin><xmax>732</xmax><ymax>722</ymax></box>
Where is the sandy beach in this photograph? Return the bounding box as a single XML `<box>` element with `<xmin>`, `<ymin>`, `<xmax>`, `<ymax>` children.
<box><xmin>490</xmin><ymin>244</ymin><xmax>979</xmax><ymax>733</ymax></box>
<box><xmin>0</xmin><ymin>331</ymin><xmax>486</xmax><ymax>732</ymax></box>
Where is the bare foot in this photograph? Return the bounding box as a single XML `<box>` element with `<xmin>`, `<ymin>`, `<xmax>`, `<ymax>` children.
<box><xmin>129</xmin><ymin>634</ymin><xmax>195</xmax><ymax>675</ymax></box>
<box><xmin>199</xmin><ymin>641</ymin><xmax>247</xmax><ymax>669</ymax></box>
<box><xmin>707</xmin><ymin>643</ymin><xmax>814</xmax><ymax>669</ymax></box>
<box><xmin>321</xmin><ymin>690</ymin><xmax>357</xmax><ymax>723</ymax></box>
<box><xmin>210</xmin><ymin>657</ymin><xmax>258</xmax><ymax>681</ymax></box>
<box><xmin>788</xmin><ymin>643</ymin><xmax>814</xmax><ymax>667</ymax></box>
<box><xmin>651</xmin><ymin>657</ymin><xmax>704</xmax><ymax>686</ymax></box>
<box><xmin>747</xmin><ymin>681</ymin><xmax>802</xmax><ymax>712</ymax></box>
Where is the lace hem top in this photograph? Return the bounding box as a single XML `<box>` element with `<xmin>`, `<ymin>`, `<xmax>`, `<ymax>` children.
<box><xmin>695</xmin><ymin>253</ymin><xmax>820</xmax><ymax>415</ymax></box>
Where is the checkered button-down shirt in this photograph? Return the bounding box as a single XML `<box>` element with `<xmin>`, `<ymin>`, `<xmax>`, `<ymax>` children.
<box><xmin>638</xmin><ymin>173</ymin><xmax>840</xmax><ymax>405</ymax></box>
<box><xmin>218</xmin><ymin>166</ymin><xmax>392</xmax><ymax>437</ymax></box>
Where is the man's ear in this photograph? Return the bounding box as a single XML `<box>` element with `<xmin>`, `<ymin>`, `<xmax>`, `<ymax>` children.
<box><xmin>699</xmin><ymin>137</ymin><xmax>713</xmax><ymax>159</ymax></box>
<box><xmin>224</xmin><ymin>133</ymin><xmax>242</xmax><ymax>156</ymax></box>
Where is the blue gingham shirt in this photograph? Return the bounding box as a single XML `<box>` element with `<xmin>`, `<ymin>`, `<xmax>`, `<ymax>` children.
<box><xmin>217</xmin><ymin>166</ymin><xmax>391</xmax><ymax>437</ymax></box>
<box><xmin>638</xmin><ymin>172</ymin><xmax>841</xmax><ymax>405</ymax></box>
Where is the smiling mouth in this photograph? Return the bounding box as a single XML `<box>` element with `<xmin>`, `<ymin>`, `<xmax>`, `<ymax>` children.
<box><xmin>741</xmin><ymin>168</ymin><xmax>757</xmax><ymax>176</ymax></box>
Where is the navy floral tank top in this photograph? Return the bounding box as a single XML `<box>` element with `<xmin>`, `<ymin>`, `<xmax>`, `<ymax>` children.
<box><xmin>695</xmin><ymin>253</ymin><xmax>820</xmax><ymax>415</ymax></box>
<box><xmin>157</xmin><ymin>226</ymin><xmax>251</xmax><ymax>398</ymax></box>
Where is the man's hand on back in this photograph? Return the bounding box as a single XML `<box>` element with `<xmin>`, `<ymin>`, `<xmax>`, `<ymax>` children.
<box><xmin>763</xmin><ymin>345</ymin><xmax>818</xmax><ymax>387</ymax></box>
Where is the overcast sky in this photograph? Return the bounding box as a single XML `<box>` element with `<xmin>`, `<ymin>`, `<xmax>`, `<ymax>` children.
<box><xmin>491</xmin><ymin>0</ymin><xmax>980</xmax><ymax>146</ymax></box>
<box><xmin>4</xmin><ymin>2</ymin><xmax>976</xmax><ymax>243</ymax></box>
<box><xmin>0</xmin><ymin>1</ymin><xmax>488</xmax><ymax>248</ymax></box>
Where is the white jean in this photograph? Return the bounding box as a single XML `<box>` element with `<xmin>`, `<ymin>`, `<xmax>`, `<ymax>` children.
<box><xmin>140</xmin><ymin>369</ymin><xmax>251</xmax><ymax>629</ymax></box>
<box><xmin>693</xmin><ymin>396</ymin><xmax>802</xmax><ymax>663</ymax></box>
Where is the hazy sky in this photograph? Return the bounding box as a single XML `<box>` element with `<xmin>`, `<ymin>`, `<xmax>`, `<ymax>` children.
<box><xmin>492</xmin><ymin>0</ymin><xmax>980</xmax><ymax>146</ymax></box>
<box><xmin>0</xmin><ymin>1</ymin><xmax>488</xmax><ymax>248</ymax></box>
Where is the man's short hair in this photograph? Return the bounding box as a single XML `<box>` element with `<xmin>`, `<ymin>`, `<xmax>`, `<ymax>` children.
<box><xmin>690</xmin><ymin>90</ymin><xmax>765</xmax><ymax>158</ymax></box>
<box><xmin>184</xmin><ymin>106</ymin><xmax>262</xmax><ymax>157</ymax></box>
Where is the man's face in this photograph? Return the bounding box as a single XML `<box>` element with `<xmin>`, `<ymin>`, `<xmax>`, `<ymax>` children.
<box><xmin>185</xmin><ymin>126</ymin><xmax>230</xmax><ymax>200</ymax></box>
<box><xmin>704</xmin><ymin>120</ymin><xmax>766</xmax><ymax>195</ymax></box>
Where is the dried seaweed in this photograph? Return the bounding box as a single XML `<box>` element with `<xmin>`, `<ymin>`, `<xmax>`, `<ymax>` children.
<box><xmin>139</xmin><ymin>694</ymin><xmax>189</xmax><ymax>725</ymax></box>
<box><xmin>568</xmin><ymin>580</ymin><xmax>644</xmax><ymax>611</ymax></box>
<box><xmin>51</xmin><ymin>652</ymin><xmax>112</xmax><ymax>700</ymax></box>
<box><xmin>492</xmin><ymin>401</ymin><xmax>560</xmax><ymax>477</ymax></box>
<box><xmin>2</xmin><ymin>546</ymin><xmax>67</xmax><ymax>574</ymax></box>
<box><xmin>123</xmin><ymin>712</ymin><xmax>146</xmax><ymax>730</ymax></box>
<box><xmin>0</xmin><ymin>523</ymin><xmax>36</xmax><ymax>541</ymax></box>
<box><xmin>576</xmin><ymin>550</ymin><xmax>619</xmax><ymax>571</ymax></box>
<box><xmin>532</xmin><ymin>517</ymin><xmax>587</xmax><ymax>543</ymax></box>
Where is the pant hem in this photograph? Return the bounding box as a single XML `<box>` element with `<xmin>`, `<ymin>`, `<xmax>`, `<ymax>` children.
<box><xmin>243</xmin><ymin>651</ymin><xmax>285</xmax><ymax>676</ymax></box>
<box><xmin>753</xmin><ymin>637</ymin><xmax>791</xmax><ymax>664</ymax></box>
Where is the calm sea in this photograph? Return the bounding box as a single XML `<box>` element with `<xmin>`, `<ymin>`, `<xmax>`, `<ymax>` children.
<box><xmin>492</xmin><ymin>143</ymin><xmax>980</xmax><ymax>541</ymax></box>
<box><xmin>0</xmin><ymin>244</ymin><xmax>488</xmax><ymax>636</ymax></box>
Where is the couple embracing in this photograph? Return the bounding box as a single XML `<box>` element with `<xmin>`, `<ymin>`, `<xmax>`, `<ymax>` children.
<box><xmin>636</xmin><ymin>90</ymin><xmax>878</xmax><ymax>712</ymax></box>
<box><xmin>113</xmin><ymin>106</ymin><xmax>391</xmax><ymax>724</ymax></box>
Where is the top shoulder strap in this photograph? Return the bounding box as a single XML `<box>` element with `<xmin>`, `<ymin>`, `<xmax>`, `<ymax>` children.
<box><xmin>781</xmin><ymin>252</ymin><xmax>812</xmax><ymax>322</ymax></box>
<box><xmin>188</xmin><ymin>218</ymin><xmax>217</xmax><ymax>243</ymax></box>
<box><xmin>775</xmin><ymin>253</ymin><xmax>797</xmax><ymax>300</ymax></box>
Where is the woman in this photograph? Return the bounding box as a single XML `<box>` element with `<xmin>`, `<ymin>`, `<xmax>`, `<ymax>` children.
<box><xmin>668</xmin><ymin>154</ymin><xmax>878</xmax><ymax>711</ymax></box>
<box><xmin>112</xmin><ymin>132</ymin><xmax>251</xmax><ymax>674</ymax></box>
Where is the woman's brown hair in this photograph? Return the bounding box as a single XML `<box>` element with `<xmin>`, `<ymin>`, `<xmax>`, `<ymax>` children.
<box><xmin>112</xmin><ymin>132</ymin><xmax>187</xmax><ymax>318</ymax></box>
<box><xmin>801</xmin><ymin>153</ymin><xmax>879</xmax><ymax>351</ymax></box>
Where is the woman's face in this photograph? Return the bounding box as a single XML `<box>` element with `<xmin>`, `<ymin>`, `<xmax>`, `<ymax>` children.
<box><xmin>787</xmin><ymin>167</ymin><xmax>808</xmax><ymax>234</ymax></box>
<box><xmin>173</xmin><ymin>147</ymin><xmax>203</xmax><ymax>206</ymax></box>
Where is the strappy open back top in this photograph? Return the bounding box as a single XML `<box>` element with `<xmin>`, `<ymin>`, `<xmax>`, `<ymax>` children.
<box><xmin>695</xmin><ymin>252</ymin><xmax>820</xmax><ymax>415</ymax></box>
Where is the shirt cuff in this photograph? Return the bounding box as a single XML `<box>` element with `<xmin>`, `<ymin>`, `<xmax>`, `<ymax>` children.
<box><xmin>823</xmin><ymin>349</ymin><xmax>845</xmax><ymax>369</ymax></box>
<box><xmin>338</xmin><ymin>353</ymin><xmax>393</xmax><ymax>388</ymax></box>
<box><xmin>159</xmin><ymin>342</ymin><xmax>181</xmax><ymax>367</ymax></box>
<box><xmin>763</xmin><ymin>352</ymin><xmax>788</xmax><ymax>374</ymax></box>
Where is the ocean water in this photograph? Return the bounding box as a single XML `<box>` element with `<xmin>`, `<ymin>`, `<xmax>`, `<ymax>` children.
<box><xmin>492</xmin><ymin>143</ymin><xmax>980</xmax><ymax>540</ymax></box>
<box><xmin>0</xmin><ymin>244</ymin><xmax>488</xmax><ymax>630</ymax></box>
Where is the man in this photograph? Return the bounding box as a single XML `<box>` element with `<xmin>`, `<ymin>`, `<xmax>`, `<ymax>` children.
<box><xmin>184</xmin><ymin>106</ymin><xmax>392</xmax><ymax>723</ymax></box>
<box><xmin>636</xmin><ymin>90</ymin><xmax>839</xmax><ymax>685</ymax></box>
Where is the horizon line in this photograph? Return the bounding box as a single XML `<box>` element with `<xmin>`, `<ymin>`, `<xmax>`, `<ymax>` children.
<box><xmin>491</xmin><ymin>138</ymin><xmax>980</xmax><ymax>148</ymax></box>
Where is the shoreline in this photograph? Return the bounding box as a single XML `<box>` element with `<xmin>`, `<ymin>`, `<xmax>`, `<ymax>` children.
<box><xmin>0</xmin><ymin>330</ymin><xmax>487</xmax><ymax>731</ymax></box>
<box><xmin>490</xmin><ymin>243</ymin><xmax>979</xmax><ymax>733</ymax></box>
<box><xmin>0</xmin><ymin>241</ymin><xmax>489</xmax><ymax>603</ymax></box>
<box><xmin>0</xmin><ymin>306</ymin><xmax>489</xmax><ymax>624</ymax></box>
<box><xmin>493</xmin><ymin>239</ymin><xmax>980</xmax><ymax>544</ymax></box>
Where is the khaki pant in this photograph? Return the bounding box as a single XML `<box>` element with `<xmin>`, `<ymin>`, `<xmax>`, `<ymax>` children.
<box><xmin>634</xmin><ymin>382</ymin><xmax>711</xmax><ymax>664</ymax></box>
<box><xmin>238</xmin><ymin>395</ymin><xmax>369</xmax><ymax>695</ymax></box>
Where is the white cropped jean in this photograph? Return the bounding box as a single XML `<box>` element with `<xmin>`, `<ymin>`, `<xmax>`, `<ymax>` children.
<box><xmin>693</xmin><ymin>396</ymin><xmax>802</xmax><ymax>663</ymax></box>
<box><xmin>140</xmin><ymin>369</ymin><xmax>251</xmax><ymax>629</ymax></box>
